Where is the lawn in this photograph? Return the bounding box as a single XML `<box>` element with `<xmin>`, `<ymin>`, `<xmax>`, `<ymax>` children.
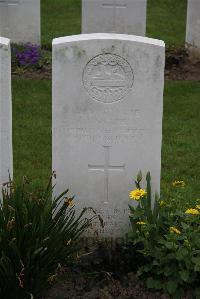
<box><xmin>41</xmin><ymin>0</ymin><xmax>187</xmax><ymax>47</ymax></box>
<box><xmin>12</xmin><ymin>79</ymin><xmax>200</xmax><ymax>204</ymax></box>
<box><xmin>161</xmin><ymin>81</ymin><xmax>200</xmax><ymax>206</ymax></box>
<box><xmin>12</xmin><ymin>79</ymin><xmax>51</xmax><ymax>188</ymax></box>
<box><xmin>147</xmin><ymin>0</ymin><xmax>187</xmax><ymax>46</ymax></box>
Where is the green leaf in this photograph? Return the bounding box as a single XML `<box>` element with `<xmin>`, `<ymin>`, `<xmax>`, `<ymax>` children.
<box><xmin>146</xmin><ymin>277</ymin><xmax>162</xmax><ymax>290</ymax></box>
<box><xmin>146</xmin><ymin>172</ymin><xmax>152</xmax><ymax>211</ymax></box>
<box><xmin>153</xmin><ymin>193</ymin><xmax>159</xmax><ymax>221</ymax></box>
<box><xmin>143</xmin><ymin>264</ymin><xmax>153</xmax><ymax>272</ymax></box>
<box><xmin>165</xmin><ymin>242</ymin><xmax>174</xmax><ymax>249</ymax></box>
<box><xmin>176</xmin><ymin>248</ymin><xmax>188</xmax><ymax>261</ymax></box>
<box><xmin>166</xmin><ymin>280</ymin><xmax>178</xmax><ymax>294</ymax></box>
<box><xmin>137</xmin><ymin>170</ymin><xmax>142</xmax><ymax>182</ymax></box>
<box><xmin>152</xmin><ymin>260</ymin><xmax>159</xmax><ymax>266</ymax></box>
<box><xmin>146</xmin><ymin>277</ymin><xmax>155</xmax><ymax>289</ymax></box>
<box><xmin>163</xmin><ymin>265</ymin><xmax>174</xmax><ymax>276</ymax></box>
<box><xmin>137</xmin><ymin>267</ymin><xmax>144</xmax><ymax>277</ymax></box>
<box><xmin>180</xmin><ymin>222</ymin><xmax>190</xmax><ymax>230</ymax></box>
<box><xmin>179</xmin><ymin>270</ymin><xmax>189</xmax><ymax>282</ymax></box>
<box><xmin>129</xmin><ymin>209</ymin><xmax>144</xmax><ymax>219</ymax></box>
<box><xmin>194</xmin><ymin>265</ymin><xmax>200</xmax><ymax>272</ymax></box>
<box><xmin>128</xmin><ymin>204</ymin><xmax>136</xmax><ymax>213</ymax></box>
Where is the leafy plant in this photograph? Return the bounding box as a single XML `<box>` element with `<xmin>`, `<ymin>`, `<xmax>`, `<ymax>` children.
<box><xmin>12</xmin><ymin>43</ymin><xmax>42</xmax><ymax>67</ymax></box>
<box><xmin>129</xmin><ymin>172</ymin><xmax>200</xmax><ymax>298</ymax></box>
<box><xmin>0</xmin><ymin>175</ymin><xmax>91</xmax><ymax>299</ymax></box>
<box><xmin>11</xmin><ymin>43</ymin><xmax>51</xmax><ymax>74</ymax></box>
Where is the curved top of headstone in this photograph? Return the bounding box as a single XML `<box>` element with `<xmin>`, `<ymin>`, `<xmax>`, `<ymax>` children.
<box><xmin>53</xmin><ymin>33</ymin><xmax>165</xmax><ymax>48</ymax></box>
<box><xmin>0</xmin><ymin>36</ymin><xmax>10</xmax><ymax>47</ymax></box>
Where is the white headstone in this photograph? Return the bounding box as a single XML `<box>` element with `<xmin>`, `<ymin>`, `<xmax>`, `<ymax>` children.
<box><xmin>0</xmin><ymin>0</ymin><xmax>40</xmax><ymax>44</ymax></box>
<box><xmin>52</xmin><ymin>33</ymin><xmax>165</xmax><ymax>238</ymax></box>
<box><xmin>186</xmin><ymin>0</ymin><xmax>200</xmax><ymax>58</ymax></box>
<box><xmin>0</xmin><ymin>37</ymin><xmax>13</xmax><ymax>186</ymax></box>
<box><xmin>82</xmin><ymin>0</ymin><xmax>147</xmax><ymax>36</ymax></box>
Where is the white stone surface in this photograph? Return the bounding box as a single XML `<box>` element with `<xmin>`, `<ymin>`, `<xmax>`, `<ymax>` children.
<box><xmin>0</xmin><ymin>0</ymin><xmax>40</xmax><ymax>44</ymax></box>
<box><xmin>186</xmin><ymin>0</ymin><xmax>200</xmax><ymax>58</ymax></box>
<box><xmin>52</xmin><ymin>33</ymin><xmax>165</xmax><ymax>238</ymax></box>
<box><xmin>0</xmin><ymin>37</ymin><xmax>13</xmax><ymax>186</ymax></box>
<box><xmin>82</xmin><ymin>0</ymin><xmax>147</xmax><ymax>36</ymax></box>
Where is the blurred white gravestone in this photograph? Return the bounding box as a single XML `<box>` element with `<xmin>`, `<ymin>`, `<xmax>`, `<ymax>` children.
<box><xmin>0</xmin><ymin>37</ymin><xmax>13</xmax><ymax>186</ymax></box>
<box><xmin>82</xmin><ymin>0</ymin><xmax>147</xmax><ymax>35</ymax></box>
<box><xmin>0</xmin><ymin>0</ymin><xmax>40</xmax><ymax>44</ymax></box>
<box><xmin>52</xmin><ymin>33</ymin><xmax>165</xmax><ymax>238</ymax></box>
<box><xmin>186</xmin><ymin>0</ymin><xmax>200</xmax><ymax>58</ymax></box>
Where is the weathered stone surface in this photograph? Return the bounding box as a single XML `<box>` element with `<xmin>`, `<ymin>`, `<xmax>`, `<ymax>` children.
<box><xmin>82</xmin><ymin>0</ymin><xmax>147</xmax><ymax>36</ymax></box>
<box><xmin>52</xmin><ymin>33</ymin><xmax>165</xmax><ymax>238</ymax></box>
<box><xmin>186</xmin><ymin>0</ymin><xmax>200</xmax><ymax>58</ymax></box>
<box><xmin>0</xmin><ymin>37</ymin><xmax>13</xmax><ymax>186</ymax></box>
<box><xmin>0</xmin><ymin>0</ymin><xmax>40</xmax><ymax>44</ymax></box>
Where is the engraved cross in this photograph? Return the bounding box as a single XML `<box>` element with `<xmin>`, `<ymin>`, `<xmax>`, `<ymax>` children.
<box><xmin>88</xmin><ymin>146</ymin><xmax>125</xmax><ymax>204</ymax></box>
<box><xmin>102</xmin><ymin>0</ymin><xmax>127</xmax><ymax>32</ymax></box>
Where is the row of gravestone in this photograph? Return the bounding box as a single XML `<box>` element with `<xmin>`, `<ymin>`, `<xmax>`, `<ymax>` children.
<box><xmin>1</xmin><ymin>33</ymin><xmax>164</xmax><ymax>238</ymax></box>
<box><xmin>0</xmin><ymin>0</ymin><xmax>200</xmax><ymax>57</ymax></box>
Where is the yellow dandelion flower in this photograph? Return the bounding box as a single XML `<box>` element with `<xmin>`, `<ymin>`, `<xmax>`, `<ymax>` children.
<box><xmin>169</xmin><ymin>226</ymin><xmax>181</xmax><ymax>235</ymax></box>
<box><xmin>129</xmin><ymin>189</ymin><xmax>147</xmax><ymax>201</ymax></box>
<box><xmin>185</xmin><ymin>208</ymin><xmax>200</xmax><ymax>215</ymax></box>
<box><xmin>159</xmin><ymin>200</ymin><xmax>166</xmax><ymax>207</ymax></box>
<box><xmin>196</xmin><ymin>205</ymin><xmax>200</xmax><ymax>210</ymax></box>
<box><xmin>136</xmin><ymin>221</ymin><xmax>146</xmax><ymax>225</ymax></box>
<box><xmin>172</xmin><ymin>180</ymin><xmax>185</xmax><ymax>188</ymax></box>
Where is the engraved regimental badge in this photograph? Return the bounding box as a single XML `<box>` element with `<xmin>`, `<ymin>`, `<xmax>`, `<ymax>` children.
<box><xmin>83</xmin><ymin>53</ymin><xmax>134</xmax><ymax>103</ymax></box>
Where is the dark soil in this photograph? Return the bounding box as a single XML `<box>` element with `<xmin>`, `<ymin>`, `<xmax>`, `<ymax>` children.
<box><xmin>39</xmin><ymin>243</ymin><xmax>193</xmax><ymax>299</ymax></box>
<box><xmin>165</xmin><ymin>46</ymin><xmax>200</xmax><ymax>80</ymax></box>
<box><xmin>42</xmin><ymin>270</ymin><xmax>171</xmax><ymax>299</ymax></box>
<box><xmin>12</xmin><ymin>63</ymin><xmax>51</xmax><ymax>80</ymax></box>
<box><xmin>12</xmin><ymin>47</ymin><xmax>200</xmax><ymax>81</ymax></box>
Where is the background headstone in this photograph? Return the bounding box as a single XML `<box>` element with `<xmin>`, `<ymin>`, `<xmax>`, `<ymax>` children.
<box><xmin>82</xmin><ymin>0</ymin><xmax>147</xmax><ymax>36</ymax></box>
<box><xmin>0</xmin><ymin>0</ymin><xmax>40</xmax><ymax>44</ymax></box>
<box><xmin>52</xmin><ymin>33</ymin><xmax>165</xmax><ymax>238</ymax></box>
<box><xmin>0</xmin><ymin>37</ymin><xmax>13</xmax><ymax>186</ymax></box>
<box><xmin>186</xmin><ymin>0</ymin><xmax>200</xmax><ymax>58</ymax></box>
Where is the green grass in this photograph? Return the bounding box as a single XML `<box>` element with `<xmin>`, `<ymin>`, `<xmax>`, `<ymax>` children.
<box><xmin>147</xmin><ymin>0</ymin><xmax>187</xmax><ymax>46</ymax></box>
<box><xmin>161</xmin><ymin>81</ymin><xmax>200</xmax><ymax>205</ymax></box>
<box><xmin>13</xmin><ymin>79</ymin><xmax>51</xmax><ymax>187</ymax></box>
<box><xmin>41</xmin><ymin>0</ymin><xmax>81</xmax><ymax>46</ymax></box>
<box><xmin>41</xmin><ymin>0</ymin><xmax>187</xmax><ymax>47</ymax></box>
<box><xmin>12</xmin><ymin>79</ymin><xmax>200</xmax><ymax>201</ymax></box>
